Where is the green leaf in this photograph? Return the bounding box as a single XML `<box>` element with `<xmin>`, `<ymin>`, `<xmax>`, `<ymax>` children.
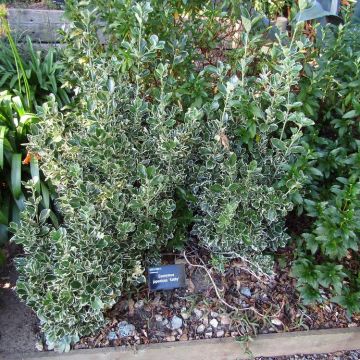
<box><xmin>91</xmin><ymin>297</ymin><xmax>104</xmax><ymax>310</ymax></box>
<box><xmin>11</xmin><ymin>153</ymin><xmax>22</xmax><ymax>199</ymax></box>
<box><xmin>343</xmin><ymin>110</ymin><xmax>357</xmax><ymax>119</ymax></box>
<box><xmin>30</xmin><ymin>156</ymin><xmax>41</xmax><ymax>193</ymax></box>
<box><xmin>210</xmin><ymin>184</ymin><xmax>223</xmax><ymax>193</ymax></box>
<box><xmin>0</xmin><ymin>126</ymin><xmax>6</xmax><ymax>169</ymax></box>
<box><xmin>39</xmin><ymin>209</ymin><xmax>51</xmax><ymax>224</ymax></box>
<box><xmin>271</xmin><ymin>138</ymin><xmax>287</xmax><ymax>152</ymax></box>
<box><xmin>308</xmin><ymin>167</ymin><xmax>323</xmax><ymax>177</ymax></box>
<box><xmin>41</xmin><ymin>181</ymin><xmax>50</xmax><ymax>209</ymax></box>
<box><xmin>241</xmin><ymin>16</ymin><xmax>252</xmax><ymax>33</ymax></box>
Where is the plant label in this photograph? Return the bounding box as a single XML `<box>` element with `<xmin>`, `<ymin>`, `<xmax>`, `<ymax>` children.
<box><xmin>148</xmin><ymin>264</ymin><xmax>186</xmax><ymax>291</ymax></box>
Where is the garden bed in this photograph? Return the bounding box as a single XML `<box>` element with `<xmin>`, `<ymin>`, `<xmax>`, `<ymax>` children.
<box><xmin>1</xmin><ymin>246</ymin><xmax>360</xmax><ymax>357</ymax></box>
<box><xmin>1</xmin><ymin>1</ymin><xmax>360</xmax><ymax>358</ymax></box>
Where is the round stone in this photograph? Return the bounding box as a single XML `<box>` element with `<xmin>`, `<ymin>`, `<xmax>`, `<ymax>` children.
<box><xmin>170</xmin><ymin>315</ymin><xmax>183</xmax><ymax>330</ymax></box>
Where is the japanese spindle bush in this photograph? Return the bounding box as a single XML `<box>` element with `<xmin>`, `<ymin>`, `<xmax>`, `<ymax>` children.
<box><xmin>12</xmin><ymin>0</ymin><xmax>314</xmax><ymax>351</ymax></box>
<box><xmin>292</xmin><ymin>18</ymin><xmax>360</xmax><ymax>313</ymax></box>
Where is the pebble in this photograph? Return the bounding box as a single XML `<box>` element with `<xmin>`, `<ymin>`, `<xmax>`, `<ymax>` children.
<box><xmin>180</xmin><ymin>334</ymin><xmax>188</xmax><ymax>341</ymax></box>
<box><xmin>107</xmin><ymin>331</ymin><xmax>118</xmax><ymax>341</ymax></box>
<box><xmin>117</xmin><ymin>322</ymin><xmax>136</xmax><ymax>337</ymax></box>
<box><xmin>170</xmin><ymin>315</ymin><xmax>183</xmax><ymax>330</ymax></box>
<box><xmin>35</xmin><ymin>341</ymin><xmax>44</xmax><ymax>352</ymax></box>
<box><xmin>181</xmin><ymin>310</ymin><xmax>190</xmax><ymax>320</ymax></box>
<box><xmin>155</xmin><ymin>314</ymin><xmax>163</xmax><ymax>322</ymax></box>
<box><xmin>205</xmin><ymin>331</ymin><xmax>213</xmax><ymax>339</ymax></box>
<box><xmin>271</xmin><ymin>318</ymin><xmax>283</xmax><ymax>327</ymax></box>
<box><xmin>193</xmin><ymin>308</ymin><xmax>203</xmax><ymax>319</ymax></box>
<box><xmin>210</xmin><ymin>318</ymin><xmax>219</xmax><ymax>328</ymax></box>
<box><xmin>196</xmin><ymin>324</ymin><xmax>205</xmax><ymax>333</ymax></box>
<box><xmin>202</xmin><ymin>317</ymin><xmax>209</xmax><ymax>326</ymax></box>
<box><xmin>240</xmin><ymin>287</ymin><xmax>252</xmax><ymax>298</ymax></box>
<box><xmin>166</xmin><ymin>335</ymin><xmax>176</xmax><ymax>342</ymax></box>
<box><xmin>210</xmin><ymin>311</ymin><xmax>219</xmax><ymax>318</ymax></box>
<box><xmin>216</xmin><ymin>330</ymin><xmax>225</xmax><ymax>337</ymax></box>
<box><xmin>162</xmin><ymin>319</ymin><xmax>169</xmax><ymax>326</ymax></box>
<box><xmin>220</xmin><ymin>315</ymin><xmax>231</xmax><ymax>326</ymax></box>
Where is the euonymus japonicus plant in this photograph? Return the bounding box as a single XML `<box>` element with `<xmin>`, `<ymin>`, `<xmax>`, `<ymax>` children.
<box><xmin>292</xmin><ymin>13</ymin><xmax>360</xmax><ymax>314</ymax></box>
<box><xmin>12</xmin><ymin>1</ymin><xmax>313</xmax><ymax>351</ymax></box>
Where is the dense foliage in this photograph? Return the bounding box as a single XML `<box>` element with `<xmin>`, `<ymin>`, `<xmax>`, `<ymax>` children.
<box><xmin>8</xmin><ymin>0</ymin><xmax>360</xmax><ymax>352</ymax></box>
<box><xmin>0</xmin><ymin>8</ymin><xmax>61</xmax><ymax>249</ymax></box>
<box><xmin>0</xmin><ymin>37</ymin><xmax>70</xmax><ymax>108</ymax></box>
<box><xmin>11</xmin><ymin>0</ymin><xmax>316</xmax><ymax>350</ymax></box>
<box><xmin>292</xmin><ymin>18</ymin><xmax>360</xmax><ymax>314</ymax></box>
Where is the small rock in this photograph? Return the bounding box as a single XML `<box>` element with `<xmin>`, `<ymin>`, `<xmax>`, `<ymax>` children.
<box><xmin>205</xmin><ymin>331</ymin><xmax>213</xmax><ymax>339</ymax></box>
<box><xmin>173</xmin><ymin>301</ymin><xmax>180</xmax><ymax>308</ymax></box>
<box><xmin>155</xmin><ymin>314</ymin><xmax>163</xmax><ymax>322</ymax></box>
<box><xmin>240</xmin><ymin>287</ymin><xmax>252</xmax><ymax>298</ymax></box>
<box><xmin>202</xmin><ymin>317</ymin><xmax>209</xmax><ymax>326</ymax></box>
<box><xmin>193</xmin><ymin>308</ymin><xmax>203</xmax><ymax>319</ymax></box>
<box><xmin>117</xmin><ymin>322</ymin><xmax>136</xmax><ymax>337</ymax></box>
<box><xmin>162</xmin><ymin>319</ymin><xmax>169</xmax><ymax>326</ymax></box>
<box><xmin>230</xmin><ymin>331</ymin><xmax>238</xmax><ymax>337</ymax></box>
<box><xmin>210</xmin><ymin>318</ymin><xmax>219</xmax><ymax>328</ymax></box>
<box><xmin>181</xmin><ymin>308</ymin><xmax>190</xmax><ymax>320</ymax></box>
<box><xmin>271</xmin><ymin>318</ymin><xmax>283</xmax><ymax>327</ymax></box>
<box><xmin>348</xmin><ymin>323</ymin><xmax>358</xmax><ymax>328</ymax></box>
<box><xmin>35</xmin><ymin>341</ymin><xmax>44</xmax><ymax>352</ymax></box>
<box><xmin>196</xmin><ymin>324</ymin><xmax>205</xmax><ymax>333</ymax></box>
<box><xmin>210</xmin><ymin>311</ymin><xmax>219</xmax><ymax>318</ymax></box>
<box><xmin>177</xmin><ymin>328</ymin><xmax>183</xmax><ymax>335</ymax></box>
<box><xmin>216</xmin><ymin>330</ymin><xmax>225</xmax><ymax>337</ymax></box>
<box><xmin>171</xmin><ymin>315</ymin><xmax>183</xmax><ymax>330</ymax></box>
<box><xmin>220</xmin><ymin>315</ymin><xmax>231</xmax><ymax>326</ymax></box>
<box><xmin>107</xmin><ymin>331</ymin><xmax>118</xmax><ymax>341</ymax></box>
<box><xmin>166</xmin><ymin>335</ymin><xmax>176</xmax><ymax>342</ymax></box>
<box><xmin>180</xmin><ymin>334</ymin><xmax>188</xmax><ymax>341</ymax></box>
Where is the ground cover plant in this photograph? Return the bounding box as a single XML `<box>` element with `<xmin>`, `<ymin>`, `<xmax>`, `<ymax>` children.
<box><xmin>7</xmin><ymin>0</ymin><xmax>360</xmax><ymax>353</ymax></box>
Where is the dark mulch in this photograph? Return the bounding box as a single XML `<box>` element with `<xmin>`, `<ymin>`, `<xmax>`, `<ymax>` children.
<box><xmin>76</xmin><ymin>248</ymin><xmax>360</xmax><ymax>350</ymax></box>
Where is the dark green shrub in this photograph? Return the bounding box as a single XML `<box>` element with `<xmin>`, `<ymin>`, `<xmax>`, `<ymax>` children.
<box><xmin>292</xmin><ymin>18</ymin><xmax>360</xmax><ymax>313</ymax></box>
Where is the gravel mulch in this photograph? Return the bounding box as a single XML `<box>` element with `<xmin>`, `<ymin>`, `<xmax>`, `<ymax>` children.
<box><xmin>74</xmin><ymin>248</ymin><xmax>360</xmax><ymax>350</ymax></box>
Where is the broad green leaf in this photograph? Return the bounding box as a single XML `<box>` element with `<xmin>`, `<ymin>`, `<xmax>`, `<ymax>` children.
<box><xmin>41</xmin><ymin>181</ymin><xmax>50</xmax><ymax>209</ymax></box>
<box><xmin>30</xmin><ymin>156</ymin><xmax>41</xmax><ymax>193</ymax></box>
<box><xmin>343</xmin><ymin>110</ymin><xmax>357</xmax><ymax>119</ymax></box>
<box><xmin>11</xmin><ymin>153</ymin><xmax>22</xmax><ymax>199</ymax></box>
<box><xmin>0</xmin><ymin>126</ymin><xmax>6</xmax><ymax>169</ymax></box>
<box><xmin>271</xmin><ymin>138</ymin><xmax>287</xmax><ymax>152</ymax></box>
<box><xmin>241</xmin><ymin>16</ymin><xmax>252</xmax><ymax>33</ymax></box>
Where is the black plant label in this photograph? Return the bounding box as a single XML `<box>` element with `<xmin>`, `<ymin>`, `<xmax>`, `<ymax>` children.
<box><xmin>148</xmin><ymin>264</ymin><xmax>186</xmax><ymax>291</ymax></box>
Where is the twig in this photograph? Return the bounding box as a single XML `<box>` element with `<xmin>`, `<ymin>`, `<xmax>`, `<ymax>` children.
<box><xmin>182</xmin><ymin>251</ymin><xmax>273</xmax><ymax>318</ymax></box>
